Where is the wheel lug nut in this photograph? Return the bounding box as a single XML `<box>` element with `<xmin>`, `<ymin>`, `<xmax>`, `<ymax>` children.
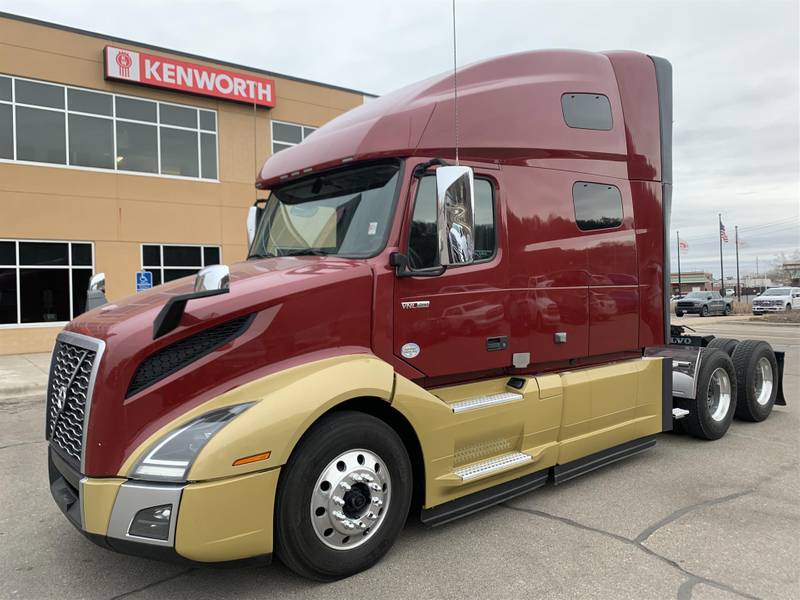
<box><xmin>350</xmin><ymin>473</ymin><xmax>364</xmax><ymax>482</ymax></box>
<box><xmin>362</xmin><ymin>474</ymin><xmax>374</xmax><ymax>482</ymax></box>
<box><xmin>332</xmin><ymin>496</ymin><xmax>344</xmax><ymax>506</ymax></box>
<box><xmin>339</xmin><ymin>482</ymin><xmax>352</xmax><ymax>491</ymax></box>
<box><xmin>371</xmin><ymin>497</ymin><xmax>383</xmax><ymax>507</ymax></box>
<box><xmin>358</xmin><ymin>521</ymin><xmax>367</xmax><ymax>529</ymax></box>
<box><xmin>333</xmin><ymin>511</ymin><xmax>346</xmax><ymax>521</ymax></box>
<box><xmin>368</xmin><ymin>483</ymin><xmax>381</xmax><ymax>492</ymax></box>
<box><xmin>366</xmin><ymin>511</ymin><xmax>377</xmax><ymax>520</ymax></box>
<box><xmin>344</xmin><ymin>520</ymin><xmax>356</xmax><ymax>530</ymax></box>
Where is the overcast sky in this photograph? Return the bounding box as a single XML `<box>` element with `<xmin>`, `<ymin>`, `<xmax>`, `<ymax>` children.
<box><xmin>3</xmin><ymin>0</ymin><xmax>798</xmax><ymax>278</ymax></box>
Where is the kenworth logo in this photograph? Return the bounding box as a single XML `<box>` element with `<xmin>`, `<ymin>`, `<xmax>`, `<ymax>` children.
<box><xmin>104</xmin><ymin>46</ymin><xmax>276</xmax><ymax>107</ymax></box>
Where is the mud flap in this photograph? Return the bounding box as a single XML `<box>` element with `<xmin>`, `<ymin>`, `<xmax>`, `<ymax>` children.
<box><xmin>775</xmin><ymin>351</ymin><xmax>787</xmax><ymax>406</ymax></box>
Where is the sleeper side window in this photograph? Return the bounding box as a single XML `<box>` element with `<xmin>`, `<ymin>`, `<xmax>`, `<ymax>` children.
<box><xmin>561</xmin><ymin>93</ymin><xmax>613</xmax><ymax>130</ymax></box>
<box><xmin>407</xmin><ymin>175</ymin><xmax>495</xmax><ymax>270</ymax></box>
<box><xmin>572</xmin><ymin>182</ymin><xmax>623</xmax><ymax>231</ymax></box>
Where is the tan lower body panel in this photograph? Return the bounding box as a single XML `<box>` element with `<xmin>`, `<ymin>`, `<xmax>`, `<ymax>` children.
<box><xmin>394</xmin><ymin>356</ymin><xmax>666</xmax><ymax>511</ymax></box>
<box><xmin>175</xmin><ymin>468</ymin><xmax>280</xmax><ymax>562</ymax></box>
<box><xmin>82</xmin><ymin>478</ymin><xmax>125</xmax><ymax>535</ymax></box>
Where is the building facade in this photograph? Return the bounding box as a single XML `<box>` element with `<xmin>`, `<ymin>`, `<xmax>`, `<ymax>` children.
<box><xmin>0</xmin><ymin>13</ymin><xmax>370</xmax><ymax>354</ymax></box>
<box><xmin>670</xmin><ymin>271</ymin><xmax>713</xmax><ymax>294</ymax></box>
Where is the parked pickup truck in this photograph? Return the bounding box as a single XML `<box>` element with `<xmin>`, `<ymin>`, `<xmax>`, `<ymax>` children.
<box><xmin>752</xmin><ymin>287</ymin><xmax>800</xmax><ymax>314</ymax></box>
<box><xmin>46</xmin><ymin>49</ymin><xmax>788</xmax><ymax>581</ymax></box>
<box><xmin>675</xmin><ymin>290</ymin><xmax>733</xmax><ymax>317</ymax></box>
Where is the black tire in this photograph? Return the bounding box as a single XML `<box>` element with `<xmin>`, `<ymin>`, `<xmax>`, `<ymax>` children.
<box><xmin>786</xmin><ymin>304</ymin><xmax>792</xmax><ymax>312</ymax></box>
<box><xmin>275</xmin><ymin>411</ymin><xmax>412</xmax><ymax>581</ymax></box>
<box><xmin>701</xmin><ymin>305</ymin><xmax>709</xmax><ymax>317</ymax></box>
<box><xmin>724</xmin><ymin>304</ymin><xmax>733</xmax><ymax>316</ymax></box>
<box><xmin>707</xmin><ymin>337</ymin><xmax>739</xmax><ymax>356</ymax></box>
<box><xmin>676</xmin><ymin>310</ymin><xmax>684</xmax><ymax>317</ymax></box>
<box><xmin>731</xmin><ymin>340</ymin><xmax>778</xmax><ymax>422</ymax></box>
<box><xmin>675</xmin><ymin>348</ymin><xmax>737</xmax><ymax>440</ymax></box>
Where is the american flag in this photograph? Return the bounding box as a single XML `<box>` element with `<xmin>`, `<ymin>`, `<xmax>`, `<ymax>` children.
<box><xmin>719</xmin><ymin>221</ymin><xmax>729</xmax><ymax>243</ymax></box>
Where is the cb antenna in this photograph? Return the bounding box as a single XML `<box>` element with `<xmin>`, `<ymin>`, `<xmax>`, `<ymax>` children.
<box><xmin>451</xmin><ymin>0</ymin><xmax>459</xmax><ymax>165</ymax></box>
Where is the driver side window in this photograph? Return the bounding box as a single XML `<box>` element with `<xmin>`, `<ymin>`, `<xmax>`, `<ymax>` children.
<box><xmin>407</xmin><ymin>175</ymin><xmax>495</xmax><ymax>270</ymax></box>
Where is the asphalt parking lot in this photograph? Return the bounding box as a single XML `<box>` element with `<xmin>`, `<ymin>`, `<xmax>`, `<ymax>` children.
<box><xmin>1</xmin><ymin>321</ymin><xmax>797</xmax><ymax>600</ymax></box>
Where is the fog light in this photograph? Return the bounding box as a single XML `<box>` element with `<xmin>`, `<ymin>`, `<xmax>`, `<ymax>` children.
<box><xmin>128</xmin><ymin>504</ymin><xmax>173</xmax><ymax>540</ymax></box>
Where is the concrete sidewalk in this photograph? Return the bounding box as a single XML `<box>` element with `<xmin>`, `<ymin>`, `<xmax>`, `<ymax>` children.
<box><xmin>0</xmin><ymin>352</ymin><xmax>51</xmax><ymax>400</ymax></box>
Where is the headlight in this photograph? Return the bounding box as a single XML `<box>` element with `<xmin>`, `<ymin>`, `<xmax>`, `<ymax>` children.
<box><xmin>131</xmin><ymin>402</ymin><xmax>255</xmax><ymax>482</ymax></box>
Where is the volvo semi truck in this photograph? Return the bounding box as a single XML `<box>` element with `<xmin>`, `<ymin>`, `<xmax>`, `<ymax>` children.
<box><xmin>46</xmin><ymin>49</ymin><xmax>787</xmax><ymax>581</ymax></box>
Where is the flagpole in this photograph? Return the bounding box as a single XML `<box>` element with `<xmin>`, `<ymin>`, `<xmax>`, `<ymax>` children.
<box><xmin>718</xmin><ymin>213</ymin><xmax>724</xmax><ymax>294</ymax></box>
<box><xmin>735</xmin><ymin>225</ymin><xmax>741</xmax><ymax>301</ymax></box>
<box><xmin>676</xmin><ymin>231</ymin><xmax>682</xmax><ymax>295</ymax></box>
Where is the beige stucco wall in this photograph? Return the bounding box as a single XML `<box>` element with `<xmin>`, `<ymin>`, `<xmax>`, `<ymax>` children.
<box><xmin>0</xmin><ymin>15</ymin><xmax>366</xmax><ymax>354</ymax></box>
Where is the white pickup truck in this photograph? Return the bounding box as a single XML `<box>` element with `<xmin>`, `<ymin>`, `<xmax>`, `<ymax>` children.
<box><xmin>752</xmin><ymin>287</ymin><xmax>800</xmax><ymax>314</ymax></box>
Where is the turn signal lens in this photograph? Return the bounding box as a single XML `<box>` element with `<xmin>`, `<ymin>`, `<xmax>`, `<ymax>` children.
<box><xmin>232</xmin><ymin>451</ymin><xmax>271</xmax><ymax>467</ymax></box>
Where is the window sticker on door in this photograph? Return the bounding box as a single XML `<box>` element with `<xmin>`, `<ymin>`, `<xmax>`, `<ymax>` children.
<box><xmin>367</xmin><ymin>222</ymin><xmax>378</xmax><ymax>236</ymax></box>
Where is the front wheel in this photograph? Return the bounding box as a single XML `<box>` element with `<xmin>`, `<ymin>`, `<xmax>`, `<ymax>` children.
<box><xmin>676</xmin><ymin>310</ymin><xmax>684</xmax><ymax>317</ymax></box>
<box><xmin>275</xmin><ymin>411</ymin><xmax>412</xmax><ymax>581</ymax></box>
<box><xmin>701</xmin><ymin>305</ymin><xmax>709</xmax><ymax>317</ymax></box>
<box><xmin>786</xmin><ymin>304</ymin><xmax>792</xmax><ymax>312</ymax></box>
<box><xmin>724</xmin><ymin>304</ymin><xmax>733</xmax><ymax>315</ymax></box>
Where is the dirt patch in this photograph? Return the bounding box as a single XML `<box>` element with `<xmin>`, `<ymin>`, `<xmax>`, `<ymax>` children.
<box><xmin>751</xmin><ymin>311</ymin><xmax>800</xmax><ymax>324</ymax></box>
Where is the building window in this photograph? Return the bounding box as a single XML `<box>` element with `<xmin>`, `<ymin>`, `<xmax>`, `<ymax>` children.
<box><xmin>0</xmin><ymin>74</ymin><xmax>218</xmax><ymax>180</ymax></box>
<box><xmin>0</xmin><ymin>239</ymin><xmax>94</xmax><ymax>326</ymax></box>
<box><xmin>272</xmin><ymin>120</ymin><xmax>316</xmax><ymax>153</ymax></box>
<box><xmin>141</xmin><ymin>244</ymin><xmax>221</xmax><ymax>286</ymax></box>
<box><xmin>407</xmin><ymin>176</ymin><xmax>496</xmax><ymax>270</ymax></box>
<box><xmin>572</xmin><ymin>182</ymin><xmax>624</xmax><ymax>231</ymax></box>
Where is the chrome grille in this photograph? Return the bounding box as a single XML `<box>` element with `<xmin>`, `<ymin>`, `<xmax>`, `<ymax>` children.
<box><xmin>46</xmin><ymin>333</ymin><xmax>103</xmax><ymax>467</ymax></box>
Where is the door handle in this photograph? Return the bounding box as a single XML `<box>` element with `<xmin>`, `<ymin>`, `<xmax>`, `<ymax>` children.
<box><xmin>486</xmin><ymin>336</ymin><xmax>508</xmax><ymax>352</ymax></box>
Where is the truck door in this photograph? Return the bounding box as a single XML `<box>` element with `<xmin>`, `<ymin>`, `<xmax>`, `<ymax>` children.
<box><xmin>394</xmin><ymin>174</ymin><xmax>510</xmax><ymax>379</ymax></box>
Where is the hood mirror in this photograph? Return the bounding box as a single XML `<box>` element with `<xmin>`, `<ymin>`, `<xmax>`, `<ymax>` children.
<box><xmin>436</xmin><ymin>166</ymin><xmax>475</xmax><ymax>266</ymax></box>
<box><xmin>194</xmin><ymin>264</ymin><xmax>230</xmax><ymax>293</ymax></box>
<box><xmin>85</xmin><ymin>272</ymin><xmax>108</xmax><ymax>311</ymax></box>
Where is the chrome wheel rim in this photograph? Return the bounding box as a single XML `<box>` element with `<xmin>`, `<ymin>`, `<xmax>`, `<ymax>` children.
<box><xmin>310</xmin><ymin>449</ymin><xmax>391</xmax><ymax>550</ymax></box>
<box><xmin>707</xmin><ymin>367</ymin><xmax>732</xmax><ymax>422</ymax></box>
<box><xmin>754</xmin><ymin>356</ymin><xmax>774</xmax><ymax>406</ymax></box>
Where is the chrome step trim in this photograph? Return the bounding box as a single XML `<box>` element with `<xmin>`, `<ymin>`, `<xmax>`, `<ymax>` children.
<box><xmin>454</xmin><ymin>452</ymin><xmax>532</xmax><ymax>481</ymax></box>
<box><xmin>672</xmin><ymin>407</ymin><xmax>690</xmax><ymax>420</ymax></box>
<box><xmin>450</xmin><ymin>391</ymin><xmax>523</xmax><ymax>414</ymax></box>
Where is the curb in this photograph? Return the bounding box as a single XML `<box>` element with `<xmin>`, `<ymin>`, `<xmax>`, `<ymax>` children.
<box><xmin>0</xmin><ymin>382</ymin><xmax>47</xmax><ymax>401</ymax></box>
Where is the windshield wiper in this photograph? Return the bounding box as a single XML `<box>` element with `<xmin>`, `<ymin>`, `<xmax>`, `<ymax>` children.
<box><xmin>282</xmin><ymin>249</ymin><xmax>332</xmax><ymax>257</ymax></box>
<box><xmin>249</xmin><ymin>252</ymin><xmax>277</xmax><ymax>259</ymax></box>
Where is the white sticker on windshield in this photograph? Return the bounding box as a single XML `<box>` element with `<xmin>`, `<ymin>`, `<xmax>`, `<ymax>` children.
<box><xmin>367</xmin><ymin>222</ymin><xmax>378</xmax><ymax>236</ymax></box>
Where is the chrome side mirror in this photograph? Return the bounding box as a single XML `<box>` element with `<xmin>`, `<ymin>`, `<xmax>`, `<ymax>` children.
<box><xmin>194</xmin><ymin>264</ymin><xmax>230</xmax><ymax>293</ymax></box>
<box><xmin>247</xmin><ymin>206</ymin><xmax>259</xmax><ymax>247</ymax></box>
<box><xmin>88</xmin><ymin>272</ymin><xmax>105</xmax><ymax>294</ymax></box>
<box><xmin>85</xmin><ymin>272</ymin><xmax>108</xmax><ymax>311</ymax></box>
<box><xmin>436</xmin><ymin>166</ymin><xmax>475</xmax><ymax>266</ymax></box>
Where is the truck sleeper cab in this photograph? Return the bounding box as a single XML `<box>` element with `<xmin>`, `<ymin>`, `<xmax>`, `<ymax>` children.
<box><xmin>46</xmin><ymin>49</ymin><xmax>787</xmax><ymax>581</ymax></box>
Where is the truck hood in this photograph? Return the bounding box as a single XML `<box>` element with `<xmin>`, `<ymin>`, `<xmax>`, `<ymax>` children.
<box><xmin>67</xmin><ymin>257</ymin><xmax>375</xmax><ymax>476</ymax></box>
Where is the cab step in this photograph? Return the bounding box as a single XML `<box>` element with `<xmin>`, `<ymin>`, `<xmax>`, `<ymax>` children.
<box><xmin>449</xmin><ymin>391</ymin><xmax>523</xmax><ymax>414</ymax></box>
<box><xmin>454</xmin><ymin>451</ymin><xmax>532</xmax><ymax>481</ymax></box>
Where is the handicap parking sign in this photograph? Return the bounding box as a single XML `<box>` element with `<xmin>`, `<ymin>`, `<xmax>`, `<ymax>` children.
<box><xmin>136</xmin><ymin>270</ymin><xmax>153</xmax><ymax>293</ymax></box>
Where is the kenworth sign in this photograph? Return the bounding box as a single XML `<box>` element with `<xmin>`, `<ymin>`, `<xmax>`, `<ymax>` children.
<box><xmin>104</xmin><ymin>45</ymin><xmax>276</xmax><ymax>107</ymax></box>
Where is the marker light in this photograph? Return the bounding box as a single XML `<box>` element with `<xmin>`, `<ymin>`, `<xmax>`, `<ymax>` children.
<box><xmin>232</xmin><ymin>451</ymin><xmax>271</xmax><ymax>467</ymax></box>
<box><xmin>131</xmin><ymin>402</ymin><xmax>255</xmax><ymax>483</ymax></box>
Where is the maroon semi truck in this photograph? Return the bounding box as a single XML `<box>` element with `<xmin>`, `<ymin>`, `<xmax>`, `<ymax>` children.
<box><xmin>47</xmin><ymin>49</ymin><xmax>786</xmax><ymax>580</ymax></box>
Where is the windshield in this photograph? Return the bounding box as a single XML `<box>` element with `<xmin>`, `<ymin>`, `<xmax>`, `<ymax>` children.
<box><xmin>685</xmin><ymin>292</ymin><xmax>709</xmax><ymax>299</ymax></box>
<box><xmin>762</xmin><ymin>288</ymin><xmax>790</xmax><ymax>296</ymax></box>
<box><xmin>248</xmin><ymin>161</ymin><xmax>401</xmax><ymax>259</ymax></box>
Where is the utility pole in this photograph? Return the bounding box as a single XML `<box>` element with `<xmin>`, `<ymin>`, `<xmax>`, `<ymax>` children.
<box><xmin>676</xmin><ymin>231</ymin><xmax>682</xmax><ymax>295</ymax></box>
<box><xmin>718</xmin><ymin>213</ymin><xmax>724</xmax><ymax>294</ymax></box>
<box><xmin>735</xmin><ymin>225</ymin><xmax>741</xmax><ymax>301</ymax></box>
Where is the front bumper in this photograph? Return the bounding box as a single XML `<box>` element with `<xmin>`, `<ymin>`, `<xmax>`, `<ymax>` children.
<box><xmin>675</xmin><ymin>305</ymin><xmax>702</xmax><ymax>314</ymax></box>
<box><xmin>752</xmin><ymin>305</ymin><xmax>786</xmax><ymax>313</ymax></box>
<box><xmin>48</xmin><ymin>446</ymin><xmax>277</xmax><ymax>565</ymax></box>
